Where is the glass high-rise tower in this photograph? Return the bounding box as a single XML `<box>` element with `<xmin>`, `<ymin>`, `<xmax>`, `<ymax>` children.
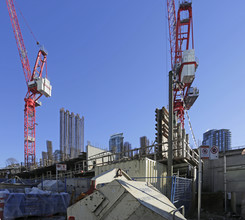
<box><xmin>202</xmin><ymin>129</ymin><xmax>231</xmax><ymax>152</ymax></box>
<box><xmin>109</xmin><ymin>133</ymin><xmax>124</xmax><ymax>159</ymax></box>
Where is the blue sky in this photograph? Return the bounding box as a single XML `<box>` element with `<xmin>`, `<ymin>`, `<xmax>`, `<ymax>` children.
<box><xmin>0</xmin><ymin>0</ymin><xmax>244</xmax><ymax>167</ymax></box>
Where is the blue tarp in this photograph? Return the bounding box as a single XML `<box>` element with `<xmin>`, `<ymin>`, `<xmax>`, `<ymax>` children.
<box><xmin>0</xmin><ymin>190</ymin><xmax>69</xmax><ymax>219</ymax></box>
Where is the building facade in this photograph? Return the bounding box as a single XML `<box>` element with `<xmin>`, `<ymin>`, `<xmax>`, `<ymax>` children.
<box><xmin>202</xmin><ymin>129</ymin><xmax>231</xmax><ymax>152</ymax></box>
<box><xmin>46</xmin><ymin>140</ymin><xmax>53</xmax><ymax>162</ymax></box>
<box><xmin>202</xmin><ymin>149</ymin><xmax>245</xmax><ymax>206</ymax></box>
<box><xmin>53</xmin><ymin>150</ymin><xmax>61</xmax><ymax>163</ymax></box>
<box><xmin>75</xmin><ymin>114</ymin><xmax>84</xmax><ymax>157</ymax></box>
<box><xmin>140</xmin><ymin>136</ymin><xmax>150</xmax><ymax>155</ymax></box>
<box><xmin>109</xmin><ymin>133</ymin><xmax>124</xmax><ymax>159</ymax></box>
<box><xmin>60</xmin><ymin>108</ymin><xmax>84</xmax><ymax>160</ymax></box>
<box><xmin>42</xmin><ymin>152</ymin><xmax>47</xmax><ymax>166</ymax></box>
<box><xmin>123</xmin><ymin>141</ymin><xmax>132</xmax><ymax>157</ymax></box>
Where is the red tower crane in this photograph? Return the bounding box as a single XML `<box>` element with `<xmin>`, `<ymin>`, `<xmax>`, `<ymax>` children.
<box><xmin>6</xmin><ymin>0</ymin><xmax>52</xmax><ymax>167</ymax></box>
<box><xmin>167</xmin><ymin>0</ymin><xmax>199</xmax><ymax>128</ymax></box>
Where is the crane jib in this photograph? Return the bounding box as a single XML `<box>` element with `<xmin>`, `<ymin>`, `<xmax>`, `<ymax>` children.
<box><xmin>6</xmin><ymin>0</ymin><xmax>31</xmax><ymax>83</ymax></box>
<box><xmin>6</xmin><ymin>0</ymin><xmax>52</xmax><ymax>167</ymax></box>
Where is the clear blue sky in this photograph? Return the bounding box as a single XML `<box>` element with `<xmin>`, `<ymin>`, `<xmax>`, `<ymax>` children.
<box><xmin>0</xmin><ymin>0</ymin><xmax>244</xmax><ymax>167</ymax></box>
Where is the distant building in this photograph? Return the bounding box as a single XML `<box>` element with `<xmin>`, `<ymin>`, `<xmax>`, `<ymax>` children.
<box><xmin>75</xmin><ymin>114</ymin><xmax>84</xmax><ymax>156</ymax></box>
<box><xmin>140</xmin><ymin>136</ymin><xmax>150</xmax><ymax>155</ymax></box>
<box><xmin>60</xmin><ymin>108</ymin><xmax>84</xmax><ymax>160</ymax></box>
<box><xmin>53</xmin><ymin>150</ymin><xmax>61</xmax><ymax>162</ymax></box>
<box><xmin>109</xmin><ymin>133</ymin><xmax>124</xmax><ymax>159</ymax></box>
<box><xmin>202</xmin><ymin>129</ymin><xmax>231</xmax><ymax>152</ymax></box>
<box><xmin>123</xmin><ymin>142</ymin><xmax>132</xmax><ymax>157</ymax></box>
<box><xmin>46</xmin><ymin>140</ymin><xmax>53</xmax><ymax>162</ymax></box>
<box><xmin>42</xmin><ymin>152</ymin><xmax>47</xmax><ymax>166</ymax></box>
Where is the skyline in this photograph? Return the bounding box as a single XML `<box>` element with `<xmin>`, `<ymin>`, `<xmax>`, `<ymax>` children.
<box><xmin>0</xmin><ymin>0</ymin><xmax>245</xmax><ymax>167</ymax></box>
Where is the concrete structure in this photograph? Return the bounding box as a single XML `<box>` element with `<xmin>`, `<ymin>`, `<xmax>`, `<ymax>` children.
<box><xmin>60</xmin><ymin>108</ymin><xmax>84</xmax><ymax>160</ymax></box>
<box><xmin>203</xmin><ymin>148</ymin><xmax>245</xmax><ymax>206</ymax></box>
<box><xmin>67</xmin><ymin>169</ymin><xmax>185</xmax><ymax>220</ymax></box>
<box><xmin>15</xmin><ymin>153</ymin><xmax>87</xmax><ymax>179</ymax></box>
<box><xmin>155</xmin><ymin>107</ymin><xmax>192</xmax><ymax>161</ymax></box>
<box><xmin>155</xmin><ymin>107</ymin><xmax>196</xmax><ymax>164</ymax></box>
<box><xmin>202</xmin><ymin>129</ymin><xmax>231</xmax><ymax>152</ymax></box>
<box><xmin>95</xmin><ymin>157</ymin><xmax>167</xmax><ymax>194</ymax></box>
<box><xmin>140</xmin><ymin>136</ymin><xmax>149</xmax><ymax>155</ymax></box>
<box><xmin>109</xmin><ymin>133</ymin><xmax>124</xmax><ymax>159</ymax></box>
<box><xmin>87</xmin><ymin>144</ymin><xmax>114</xmax><ymax>171</ymax></box>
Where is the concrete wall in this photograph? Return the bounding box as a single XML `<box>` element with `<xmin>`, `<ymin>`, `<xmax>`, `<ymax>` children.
<box><xmin>86</xmin><ymin>144</ymin><xmax>114</xmax><ymax>171</ymax></box>
<box><xmin>203</xmin><ymin>149</ymin><xmax>245</xmax><ymax>204</ymax></box>
<box><xmin>95</xmin><ymin>157</ymin><xmax>167</xmax><ymax>194</ymax></box>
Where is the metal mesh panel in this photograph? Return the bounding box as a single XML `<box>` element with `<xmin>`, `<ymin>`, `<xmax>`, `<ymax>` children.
<box><xmin>132</xmin><ymin>176</ymin><xmax>193</xmax><ymax>214</ymax></box>
<box><xmin>172</xmin><ymin>176</ymin><xmax>192</xmax><ymax>212</ymax></box>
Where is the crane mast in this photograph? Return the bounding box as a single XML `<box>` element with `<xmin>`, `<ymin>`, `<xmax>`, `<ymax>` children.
<box><xmin>167</xmin><ymin>0</ymin><xmax>198</xmax><ymax>128</ymax></box>
<box><xmin>6</xmin><ymin>0</ymin><xmax>52</xmax><ymax>167</ymax></box>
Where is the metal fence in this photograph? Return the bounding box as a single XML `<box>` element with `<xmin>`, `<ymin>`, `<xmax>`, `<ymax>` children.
<box><xmin>0</xmin><ymin>175</ymin><xmax>193</xmax><ymax>213</ymax></box>
<box><xmin>132</xmin><ymin>176</ymin><xmax>193</xmax><ymax>213</ymax></box>
<box><xmin>171</xmin><ymin>176</ymin><xmax>192</xmax><ymax>213</ymax></box>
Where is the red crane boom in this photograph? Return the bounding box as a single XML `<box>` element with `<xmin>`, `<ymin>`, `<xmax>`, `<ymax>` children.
<box><xmin>6</xmin><ymin>0</ymin><xmax>52</xmax><ymax>167</ymax></box>
<box><xmin>167</xmin><ymin>0</ymin><xmax>198</xmax><ymax>128</ymax></box>
<box><xmin>6</xmin><ymin>0</ymin><xmax>31</xmax><ymax>84</ymax></box>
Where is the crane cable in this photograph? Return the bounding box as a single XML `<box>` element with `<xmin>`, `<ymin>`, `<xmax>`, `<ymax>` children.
<box><xmin>175</xmin><ymin>82</ymin><xmax>198</xmax><ymax>148</ymax></box>
<box><xmin>14</xmin><ymin>0</ymin><xmax>39</xmax><ymax>45</ymax></box>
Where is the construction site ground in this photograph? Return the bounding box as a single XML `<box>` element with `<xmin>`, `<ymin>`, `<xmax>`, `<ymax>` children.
<box><xmin>188</xmin><ymin>210</ymin><xmax>244</xmax><ymax>220</ymax></box>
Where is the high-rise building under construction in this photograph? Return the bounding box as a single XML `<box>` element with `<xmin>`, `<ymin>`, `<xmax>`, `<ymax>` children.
<box><xmin>60</xmin><ymin>108</ymin><xmax>84</xmax><ymax>160</ymax></box>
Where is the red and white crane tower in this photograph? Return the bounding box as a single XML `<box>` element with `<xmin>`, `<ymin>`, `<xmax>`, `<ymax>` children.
<box><xmin>6</xmin><ymin>0</ymin><xmax>52</xmax><ymax>167</ymax></box>
<box><xmin>167</xmin><ymin>0</ymin><xmax>199</xmax><ymax>128</ymax></box>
